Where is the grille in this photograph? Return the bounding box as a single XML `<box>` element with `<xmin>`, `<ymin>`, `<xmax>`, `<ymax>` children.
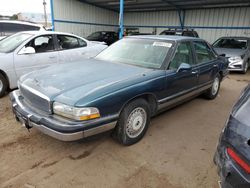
<box><xmin>20</xmin><ymin>85</ymin><xmax>52</xmax><ymax>114</ymax></box>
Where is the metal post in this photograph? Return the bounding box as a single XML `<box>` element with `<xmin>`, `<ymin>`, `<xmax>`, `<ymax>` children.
<box><xmin>178</xmin><ymin>9</ymin><xmax>185</xmax><ymax>30</ymax></box>
<box><xmin>119</xmin><ymin>0</ymin><xmax>124</xmax><ymax>39</ymax></box>
<box><xmin>43</xmin><ymin>0</ymin><xmax>48</xmax><ymax>27</ymax></box>
<box><xmin>50</xmin><ymin>0</ymin><xmax>55</xmax><ymax>31</ymax></box>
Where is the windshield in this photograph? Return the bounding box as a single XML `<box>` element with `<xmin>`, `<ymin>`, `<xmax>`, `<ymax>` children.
<box><xmin>213</xmin><ymin>38</ymin><xmax>247</xmax><ymax>49</ymax></box>
<box><xmin>95</xmin><ymin>38</ymin><xmax>172</xmax><ymax>69</ymax></box>
<box><xmin>0</xmin><ymin>33</ymin><xmax>33</xmax><ymax>53</ymax></box>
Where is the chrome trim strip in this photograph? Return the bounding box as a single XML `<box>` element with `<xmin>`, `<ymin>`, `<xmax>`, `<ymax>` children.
<box><xmin>158</xmin><ymin>82</ymin><xmax>212</xmax><ymax>104</ymax></box>
<box><xmin>29</xmin><ymin>121</ymin><xmax>117</xmax><ymax>141</ymax></box>
<box><xmin>21</xmin><ymin>83</ymin><xmax>50</xmax><ymax>102</ymax></box>
<box><xmin>30</xmin><ymin>121</ymin><xmax>84</xmax><ymax>141</ymax></box>
<box><xmin>158</xmin><ymin>84</ymin><xmax>212</xmax><ymax>110</ymax></box>
<box><xmin>84</xmin><ymin>121</ymin><xmax>117</xmax><ymax>137</ymax></box>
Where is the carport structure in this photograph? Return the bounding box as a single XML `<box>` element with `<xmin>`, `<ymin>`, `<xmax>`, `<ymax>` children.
<box><xmin>51</xmin><ymin>0</ymin><xmax>250</xmax><ymax>42</ymax></box>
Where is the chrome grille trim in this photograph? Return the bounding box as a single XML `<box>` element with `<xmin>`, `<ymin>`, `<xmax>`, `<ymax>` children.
<box><xmin>20</xmin><ymin>84</ymin><xmax>52</xmax><ymax>114</ymax></box>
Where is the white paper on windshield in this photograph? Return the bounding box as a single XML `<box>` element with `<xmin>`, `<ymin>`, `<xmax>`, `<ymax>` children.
<box><xmin>153</xmin><ymin>42</ymin><xmax>172</xmax><ymax>48</ymax></box>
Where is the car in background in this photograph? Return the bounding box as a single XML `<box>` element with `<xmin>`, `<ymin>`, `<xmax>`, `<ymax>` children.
<box><xmin>0</xmin><ymin>31</ymin><xmax>107</xmax><ymax>97</ymax></box>
<box><xmin>10</xmin><ymin>36</ymin><xmax>228</xmax><ymax>145</ymax></box>
<box><xmin>0</xmin><ymin>20</ymin><xmax>45</xmax><ymax>40</ymax></box>
<box><xmin>160</xmin><ymin>28</ymin><xmax>199</xmax><ymax>38</ymax></box>
<box><xmin>214</xmin><ymin>84</ymin><xmax>250</xmax><ymax>188</ymax></box>
<box><xmin>213</xmin><ymin>37</ymin><xmax>250</xmax><ymax>74</ymax></box>
<box><xmin>87</xmin><ymin>31</ymin><xmax>118</xmax><ymax>45</ymax></box>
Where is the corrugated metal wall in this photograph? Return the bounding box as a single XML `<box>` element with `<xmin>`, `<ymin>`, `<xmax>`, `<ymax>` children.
<box><xmin>53</xmin><ymin>0</ymin><xmax>118</xmax><ymax>38</ymax></box>
<box><xmin>124</xmin><ymin>7</ymin><xmax>250</xmax><ymax>43</ymax></box>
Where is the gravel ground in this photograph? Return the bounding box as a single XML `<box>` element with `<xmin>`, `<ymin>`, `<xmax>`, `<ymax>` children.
<box><xmin>0</xmin><ymin>72</ymin><xmax>249</xmax><ymax>188</ymax></box>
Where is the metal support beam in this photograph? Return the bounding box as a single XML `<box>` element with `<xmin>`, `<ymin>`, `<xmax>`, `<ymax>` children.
<box><xmin>50</xmin><ymin>0</ymin><xmax>55</xmax><ymax>31</ymax></box>
<box><xmin>178</xmin><ymin>9</ymin><xmax>185</xmax><ymax>30</ymax></box>
<box><xmin>119</xmin><ymin>0</ymin><xmax>124</xmax><ymax>39</ymax></box>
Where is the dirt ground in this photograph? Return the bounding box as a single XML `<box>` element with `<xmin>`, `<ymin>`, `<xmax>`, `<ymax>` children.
<box><xmin>0</xmin><ymin>72</ymin><xmax>249</xmax><ymax>188</ymax></box>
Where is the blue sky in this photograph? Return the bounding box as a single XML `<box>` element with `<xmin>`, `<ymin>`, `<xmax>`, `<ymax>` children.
<box><xmin>0</xmin><ymin>0</ymin><xmax>51</xmax><ymax>16</ymax></box>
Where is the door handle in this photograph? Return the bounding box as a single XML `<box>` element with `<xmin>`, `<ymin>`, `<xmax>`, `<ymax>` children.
<box><xmin>49</xmin><ymin>56</ymin><xmax>56</xmax><ymax>59</ymax></box>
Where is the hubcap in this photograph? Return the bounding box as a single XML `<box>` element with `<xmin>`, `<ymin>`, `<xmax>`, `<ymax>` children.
<box><xmin>126</xmin><ymin>107</ymin><xmax>147</xmax><ymax>138</ymax></box>
<box><xmin>212</xmin><ymin>77</ymin><xmax>219</xmax><ymax>96</ymax></box>
<box><xmin>0</xmin><ymin>80</ymin><xmax>3</xmax><ymax>92</ymax></box>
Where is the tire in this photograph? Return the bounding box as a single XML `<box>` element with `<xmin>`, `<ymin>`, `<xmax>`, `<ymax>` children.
<box><xmin>0</xmin><ymin>74</ymin><xmax>8</xmax><ymax>98</ymax></box>
<box><xmin>113</xmin><ymin>98</ymin><xmax>151</xmax><ymax>146</ymax></box>
<box><xmin>204</xmin><ymin>74</ymin><xmax>221</xmax><ymax>100</ymax></box>
<box><xmin>242</xmin><ymin>61</ymin><xmax>249</xmax><ymax>74</ymax></box>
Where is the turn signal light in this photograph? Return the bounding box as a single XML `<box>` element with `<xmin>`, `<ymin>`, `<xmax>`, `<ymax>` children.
<box><xmin>227</xmin><ymin>147</ymin><xmax>250</xmax><ymax>174</ymax></box>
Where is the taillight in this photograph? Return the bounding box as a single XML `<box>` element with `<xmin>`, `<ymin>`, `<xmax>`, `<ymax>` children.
<box><xmin>227</xmin><ymin>147</ymin><xmax>250</xmax><ymax>174</ymax></box>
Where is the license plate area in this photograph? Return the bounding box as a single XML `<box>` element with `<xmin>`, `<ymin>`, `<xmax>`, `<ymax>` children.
<box><xmin>14</xmin><ymin>110</ymin><xmax>32</xmax><ymax>130</ymax></box>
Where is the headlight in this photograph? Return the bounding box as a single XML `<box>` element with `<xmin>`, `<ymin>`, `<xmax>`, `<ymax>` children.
<box><xmin>53</xmin><ymin>102</ymin><xmax>100</xmax><ymax>121</ymax></box>
<box><xmin>228</xmin><ymin>56</ymin><xmax>243</xmax><ymax>63</ymax></box>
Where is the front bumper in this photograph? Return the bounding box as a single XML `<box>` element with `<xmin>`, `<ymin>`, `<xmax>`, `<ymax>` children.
<box><xmin>10</xmin><ymin>90</ymin><xmax>117</xmax><ymax>141</ymax></box>
<box><xmin>228</xmin><ymin>60</ymin><xmax>244</xmax><ymax>72</ymax></box>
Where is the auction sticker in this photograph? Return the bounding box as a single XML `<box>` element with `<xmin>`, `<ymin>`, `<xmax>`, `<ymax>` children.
<box><xmin>153</xmin><ymin>42</ymin><xmax>172</xmax><ymax>48</ymax></box>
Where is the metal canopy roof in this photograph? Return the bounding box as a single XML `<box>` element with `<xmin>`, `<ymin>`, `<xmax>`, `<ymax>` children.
<box><xmin>80</xmin><ymin>0</ymin><xmax>250</xmax><ymax>12</ymax></box>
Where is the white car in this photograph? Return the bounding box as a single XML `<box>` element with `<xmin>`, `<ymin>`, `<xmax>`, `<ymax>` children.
<box><xmin>0</xmin><ymin>31</ymin><xmax>107</xmax><ymax>97</ymax></box>
<box><xmin>0</xmin><ymin>20</ymin><xmax>46</xmax><ymax>39</ymax></box>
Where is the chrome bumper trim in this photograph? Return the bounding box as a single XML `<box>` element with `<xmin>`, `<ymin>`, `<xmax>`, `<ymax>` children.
<box><xmin>30</xmin><ymin>121</ymin><xmax>117</xmax><ymax>141</ymax></box>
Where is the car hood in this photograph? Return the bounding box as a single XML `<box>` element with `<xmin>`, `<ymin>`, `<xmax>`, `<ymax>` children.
<box><xmin>20</xmin><ymin>59</ymin><xmax>156</xmax><ymax>106</ymax></box>
<box><xmin>214</xmin><ymin>48</ymin><xmax>246</xmax><ymax>58</ymax></box>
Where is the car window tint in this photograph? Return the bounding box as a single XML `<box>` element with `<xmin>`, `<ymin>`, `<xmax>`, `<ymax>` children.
<box><xmin>193</xmin><ymin>41</ymin><xmax>216</xmax><ymax>64</ymax></box>
<box><xmin>169</xmin><ymin>42</ymin><xmax>194</xmax><ymax>70</ymax></box>
<box><xmin>57</xmin><ymin>35</ymin><xmax>82</xmax><ymax>50</ymax></box>
<box><xmin>182</xmin><ymin>31</ymin><xmax>194</xmax><ymax>37</ymax></box>
<box><xmin>78</xmin><ymin>38</ymin><xmax>87</xmax><ymax>47</ymax></box>
<box><xmin>26</xmin><ymin>35</ymin><xmax>54</xmax><ymax>53</ymax></box>
<box><xmin>1</xmin><ymin>23</ymin><xmax>40</xmax><ymax>35</ymax></box>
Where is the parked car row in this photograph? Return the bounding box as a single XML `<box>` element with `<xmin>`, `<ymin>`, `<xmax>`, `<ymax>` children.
<box><xmin>1</xmin><ymin>20</ymin><xmax>249</xmax><ymax>188</ymax></box>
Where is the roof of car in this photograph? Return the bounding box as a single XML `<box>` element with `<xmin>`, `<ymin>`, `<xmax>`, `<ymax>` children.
<box><xmin>218</xmin><ymin>36</ymin><xmax>250</xmax><ymax>40</ymax></box>
<box><xmin>0</xmin><ymin>20</ymin><xmax>44</xmax><ymax>27</ymax></box>
<box><xmin>18</xmin><ymin>30</ymin><xmax>80</xmax><ymax>36</ymax></box>
<box><xmin>127</xmin><ymin>35</ymin><xmax>202</xmax><ymax>41</ymax></box>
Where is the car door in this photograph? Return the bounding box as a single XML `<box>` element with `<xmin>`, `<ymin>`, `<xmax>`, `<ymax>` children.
<box><xmin>162</xmin><ymin>41</ymin><xmax>199</xmax><ymax>100</ymax></box>
<box><xmin>57</xmin><ymin>34</ymin><xmax>91</xmax><ymax>63</ymax></box>
<box><xmin>14</xmin><ymin>34</ymin><xmax>59</xmax><ymax>79</ymax></box>
<box><xmin>192</xmin><ymin>41</ymin><xmax>218</xmax><ymax>86</ymax></box>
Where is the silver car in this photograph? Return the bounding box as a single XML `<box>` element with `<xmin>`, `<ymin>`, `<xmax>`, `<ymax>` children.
<box><xmin>0</xmin><ymin>31</ymin><xmax>107</xmax><ymax>97</ymax></box>
<box><xmin>213</xmin><ymin>37</ymin><xmax>250</xmax><ymax>74</ymax></box>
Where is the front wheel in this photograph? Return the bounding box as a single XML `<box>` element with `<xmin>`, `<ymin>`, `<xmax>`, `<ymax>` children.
<box><xmin>204</xmin><ymin>74</ymin><xmax>221</xmax><ymax>100</ymax></box>
<box><xmin>242</xmin><ymin>61</ymin><xmax>249</xmax><ymax>74</ymax></box>
<box><xmin>113</xmin><ymin>99</ymin><xmax>150</xmax><ymax>146</ymax></box>
<box><xmin>0</xmin><ymin>74</ymin><xmax>8</xmax><ymax>98</ymax></box>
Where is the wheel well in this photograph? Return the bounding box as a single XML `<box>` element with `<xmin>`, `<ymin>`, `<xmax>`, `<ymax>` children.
<box><xmin>0</xmin><ymin>70</ymin><xmax>9</xmax><ymax>89</ymax></box>
<box><xmin>121</xmin><ymin>94</ymin><xmax>158</xmax><ymax>117</ymax></box>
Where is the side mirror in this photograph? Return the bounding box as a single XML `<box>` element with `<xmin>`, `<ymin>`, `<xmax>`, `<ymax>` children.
<box><xmin>177</xmin><ymin>63</ymin><xmax>191</xmax><ymax>73</ymax></box>
<box><xmin>18</xmin><ymin>47</ymin><xmax>35</xmax><ymax>55</ymax></box>
<box><xmin>219</xmin><ymin>54</ymin><xmax>226</xmax><ymax>57</ymax></box>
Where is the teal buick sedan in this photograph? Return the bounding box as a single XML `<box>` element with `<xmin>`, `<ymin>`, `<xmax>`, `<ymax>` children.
<box><xmin>10</xmin><ymin>36</ymin><xmax>228</xmax><ymax>145</ymax></box>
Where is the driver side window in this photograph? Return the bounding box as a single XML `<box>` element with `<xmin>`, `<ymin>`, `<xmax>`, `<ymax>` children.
<box><xmin>169</xmin><ymin>42</ymin><xmax>194</xmax><ymax>70</ymax></box>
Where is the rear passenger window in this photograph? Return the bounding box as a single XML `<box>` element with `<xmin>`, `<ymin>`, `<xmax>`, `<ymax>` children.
<box><xmin>169</xmin><ymin>42</ymin><xmax>194</xmax><ymax>70</ymax></box>
<box><xmin>57</xmin><ymin>35</ymin><xmax>86</xmax><ymax>49</ymax></box>
<box><xmin>193</xmin><ymin>41</ymin><xmax>216</xmax><ymax>64</ymax></box>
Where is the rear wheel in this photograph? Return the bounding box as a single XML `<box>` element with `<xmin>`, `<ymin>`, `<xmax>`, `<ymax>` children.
<box><xmin>113</xmin><ymin>99</ymin><xmax>150</xmax><ymax>146</ymax></box>
<box><xmin>0</xmin><ymin>74</ymin><xmax>8</xmax><ymax>98</ymax></box>
<box><xmin>204</xmin><ymin>74</ymin><xmax>221</xmax><ymax>100</ymax></box>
